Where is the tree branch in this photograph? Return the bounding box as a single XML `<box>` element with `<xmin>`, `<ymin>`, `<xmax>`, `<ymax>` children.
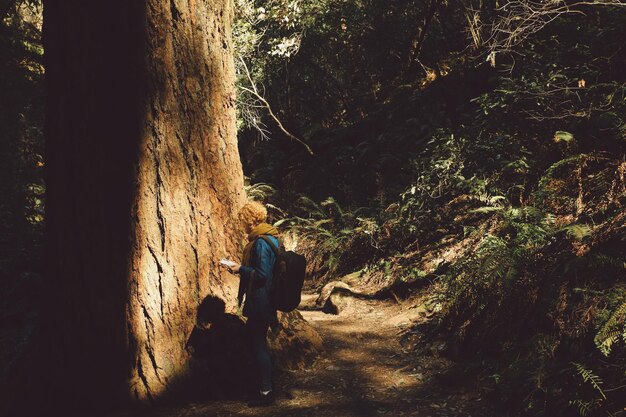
<box><xmin>238</xmin><ymin>56</ymin><xmax>314</xmax><ymax>155</ymax></box>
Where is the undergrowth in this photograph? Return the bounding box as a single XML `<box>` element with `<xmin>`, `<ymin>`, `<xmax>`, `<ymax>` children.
<box><xmin>240</xmin><ymin>5</ymin><xmax>626</xmax><ymax>416</ymax></box>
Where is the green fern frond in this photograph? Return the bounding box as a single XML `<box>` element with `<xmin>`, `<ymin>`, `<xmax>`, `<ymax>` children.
<box><xmin>556</xmin><ymin>224</ymin><xmax>593</xmax><ymax>241</ymax></box>
<box><xmin>519</xmin><ymin>206</ymin><xmax>545</xmax><ymax>220</ymax></box>
<box><xmin>244</xmin><ymin>182</ymin><xmax>276</xmax><ymax>200</ymax></box>
<box><xmin>595</xmin><ymin>300</ymin><xmax>626</xmax><ymax>356</ymax></box>
<box><xmin>352</xmin><ymin>207</ymin><xmax>371</xmax><ymax>216</ymax></box>
<box><xmin>296</xmin><ymin>196</ymin><xmax>324</xmax><ymax>217</ymax></box>
<box><xmin>273</xmin><ymin>218</ymin><xmax>294</xmax><ymax>227</ymax></box>
<box><xmin>312</xmin><ymin>218</ymin><xmax>333</xmax><ymax>227</ymax></box>
<box><xmin>572</xmin><ymin>362</ymin><xmax>607</xmax><ymax>399</ymax></box>
<box><xmin>564</xmin><ymin>253</ymin><xmax>626</xmax><ymax>275</ymax></box>
<box><xmin>488</xmin><ymin>195</ymin><xmax>507</xmax><ymax>205</ymax></box>
<box><xmin>595</xmin><ymin>328</ymin><xmax>621</xmax><ymax>357</ymax></box>
<box><xmin>539</xmin><ymin>155</ymin><xmax>585</xmax><ymax>189</ymax></box>
<box><xmin>292</xmin><ymin>216</ymin><xmax>313</xmax><ymax>225</ymax></box>
<box><xmin>265</xmin><ymin>202</ymin><xmax>286</xmax><ymax>216</ymax></box>
<box><xmin>320</xmin><ymin>196</ymin><xmax>344</xmax><ymax>217</ymax></box>
<box><xmin>569</xmin><ymin>399</ymin><xmax>593</xmax><ymax>416</ymax></box>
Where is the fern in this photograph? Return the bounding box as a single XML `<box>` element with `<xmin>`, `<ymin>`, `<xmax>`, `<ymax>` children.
<box><xmin>572</xmin><ymin>362</ymin><xmax>607</xmax><ymax>400</ymax></box>
<box><xmin>555</xmin><ymin>223</ymin><xmax>593</xmax><ymax>241</ymax></box>
<box><xmin>312</xmin><ymin>218</ymin><xmax>334</xmax><ymax>227</ymax></box>
<box><xmin>272</xmin><ymin>218</ymin><xmax>291</xmax><ymax>227</ymax></box>
<box><xmin>538</xmin><ymin>155</ymin><xmax>585</xmax><ymax>190</ymax></box>
<box><xmin>569</xmin><ymin>399</ymin><xmax>593</xmax><ymax>416</ymax></box>
<box><xmin>564</xmin><ymin>253</ymin><xmax>626</xmax><ymax>275</ymax></box>
<box><xmin>320</xmin><ymin>196</ymin><xmax>344</xmax><ymax>217</ymax></box>
<box><xmin>595</xmin><ymin>300</ymin><xmax>626</xmax><ymax>356</ymax></box>
<box><xmin>244</xmin><ymin>181</ymin><xmax>276</xmax><ymax>200</ymax></box>
<box><xmin>265</xmin><ymin>202</ymin><xmax>286</xmax><ymax>216</ymax></box>
<box><xmin>296</xmin><ymin>195</ymin><xmax>325</xmax><ymax>218</ymax></box>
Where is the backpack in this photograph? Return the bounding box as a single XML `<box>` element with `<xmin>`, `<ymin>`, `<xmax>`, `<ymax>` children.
<box><xmin>258</xmin><ymin>235</ymin><xmax>306</xmax><ymax>312</ymax></box>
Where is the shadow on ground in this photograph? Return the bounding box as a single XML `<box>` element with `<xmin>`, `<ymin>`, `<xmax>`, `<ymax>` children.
<box><xmin>106</xmin><ymin>299</ymin><xmax>497</xmax><ymax>417</ymax></box>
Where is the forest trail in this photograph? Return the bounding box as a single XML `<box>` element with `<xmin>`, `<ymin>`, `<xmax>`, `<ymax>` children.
<box><xmin>136</xmin><ymin>296</ymin><xmax>492</xmax><ymax>417</ymax></box>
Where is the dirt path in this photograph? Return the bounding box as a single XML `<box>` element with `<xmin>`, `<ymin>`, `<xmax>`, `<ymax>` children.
<box><xmin>122</xmin><ymin>296</ymin><xmax>493</xmax><ymax>417</ymax></box>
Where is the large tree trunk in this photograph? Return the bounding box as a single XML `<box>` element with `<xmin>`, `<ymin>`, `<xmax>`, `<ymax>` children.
<box><xmin>42</xmin><ymin>0</ymin><xmax>244</xmax><ymax>406</ymax></box>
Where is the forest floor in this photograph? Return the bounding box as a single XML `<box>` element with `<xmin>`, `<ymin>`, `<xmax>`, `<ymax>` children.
<box><xmin>122</xmin><ymin>294</ymin><xmax>498</xmax><ymax>417</ymax></box>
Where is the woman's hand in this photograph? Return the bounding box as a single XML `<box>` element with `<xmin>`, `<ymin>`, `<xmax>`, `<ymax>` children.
<box><xmin>219</xmin><ymin>262</ymin><xmax>241</xmax><ymax>274</ymax></box>
<box><xmin>219</xmin><ymin>259</ymin><xmax>241</xmax><ymax>274</ymax></box>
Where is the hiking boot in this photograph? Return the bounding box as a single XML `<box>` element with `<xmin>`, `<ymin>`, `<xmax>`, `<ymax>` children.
<box><xmin>247</xmin><ymin>390</ymin><xmax>275</xmax><ymax>407</ymax></box>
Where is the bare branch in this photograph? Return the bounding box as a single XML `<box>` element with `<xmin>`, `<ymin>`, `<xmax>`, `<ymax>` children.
<box><xmin>237</xmin><ymin>56</ymin><xmax>314</xmax><ymax>155</ymax></box>
<box><xmin>467</xmin><ymin>0</ymin><xmax>626</xmax><ymax>63</ymax></box>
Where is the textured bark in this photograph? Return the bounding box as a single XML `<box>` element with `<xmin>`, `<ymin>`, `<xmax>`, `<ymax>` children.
<box><xmin>43</xmin><ymin>0</ymin><xmax>244</xmax><ymax>406</ymax></box>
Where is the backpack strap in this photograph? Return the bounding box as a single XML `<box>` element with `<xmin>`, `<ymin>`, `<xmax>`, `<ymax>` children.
<box><xmin>258</xmin><ymin>235</ymin><xmax>280</xmax><ymax>256</ymax></box>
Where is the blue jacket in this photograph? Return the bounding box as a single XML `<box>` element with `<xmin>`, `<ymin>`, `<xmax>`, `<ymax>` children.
<box><xmin>239</xmin><ymin>235</ymin><xmax>279</xmax><ymax>321</ymax></box>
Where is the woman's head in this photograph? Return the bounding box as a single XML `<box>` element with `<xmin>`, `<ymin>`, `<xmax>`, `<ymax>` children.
<box><xmin>238</xmin><ymin>201</ymin><xmax>267</xmax><ymax>234</ymax></box>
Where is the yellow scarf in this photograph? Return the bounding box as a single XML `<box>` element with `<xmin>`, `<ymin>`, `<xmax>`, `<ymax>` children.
<box><xmin>241</xmin><ymin>223</ymin><xmax>280</xmax><ymax>266</ymax></box>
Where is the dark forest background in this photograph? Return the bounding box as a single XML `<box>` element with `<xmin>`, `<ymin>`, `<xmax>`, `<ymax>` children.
<box><xmin>0</xmin><ymin>0</ymin><xmax>44</xmax><ymax>392</ymax></box>
<box><xmin>1</xmin><ymin>0</ymin><xmax>625</xmax><ymax>415</ymax></box>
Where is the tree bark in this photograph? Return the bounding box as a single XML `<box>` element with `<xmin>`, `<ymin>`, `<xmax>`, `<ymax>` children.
<box><xmin>42</xmin><ymin>0</ymin><xmax>244</xmax><ymax>406</ymax></box>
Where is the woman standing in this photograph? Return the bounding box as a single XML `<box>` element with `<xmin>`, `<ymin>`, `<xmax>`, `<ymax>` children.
<box><xmin>222</xmin><ymin>201</ymin><xmax>279</xmax><ymax>406</ymax></box>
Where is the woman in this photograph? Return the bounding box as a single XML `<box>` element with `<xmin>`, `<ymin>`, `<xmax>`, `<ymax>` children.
<box><xmin>222</xmin><ymin>201</ymin><xmax>279</xmax><ymax>407</ymax></box>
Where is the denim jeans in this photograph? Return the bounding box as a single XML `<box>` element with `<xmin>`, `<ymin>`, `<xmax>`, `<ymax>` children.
<box><xmin>246</xmin><ymin>317</ymin><xmax>272</xmax><ymax>392</ymax></box>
